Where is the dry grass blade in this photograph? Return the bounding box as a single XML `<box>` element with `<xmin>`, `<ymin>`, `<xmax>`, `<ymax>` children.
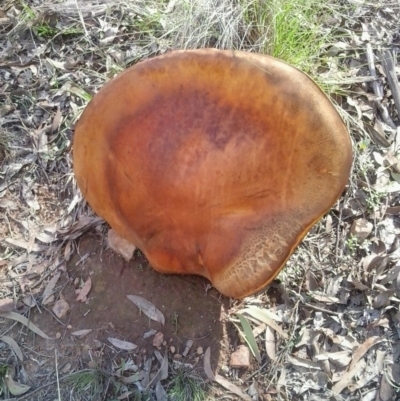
<box><xmin>0</xmin><ymin>335</ymin><xmax>24</xmax><ymax>361</ymax></box>
<box><xmin>236</xmin><ymin>313</ymin><xmax>261</xmax><ymax>364</ymax></box>
<box><xmin>0</xmin><ymin>312</ymin><xmax>50</xmax><ymax>339</ymax></box>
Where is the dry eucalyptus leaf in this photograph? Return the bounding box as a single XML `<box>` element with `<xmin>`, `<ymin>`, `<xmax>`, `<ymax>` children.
<box><xmin>332</xmin><ymin>358</ymin><xmax>366</xmax><ymax>394</ymax></box>
<box><xmin>349</xmin><ymin>336</ymin><xmax>382</xmax><ymax>371</ymax></box>
<box><xmin>5</xmin><ymin>238</ymin><xmax>44</xmax><ymax>253</ymax></box>
<box><xmin>5</xmin><ymin>372</ymin><xmax>31</xmax><ymax>396</ymax></box>
<box><xmin>126</xmin><ymin>295</ymin><xmax>165</xmax><ymax>325</ymax></box>
<box><xmin>76</xmin><ymin>277</ymin><xmax>92</xmax><ymax>302</ymax></box>
<box><xmin>42</xmin><ymin>271</ymin><xmax>61</xmax><ymax>304</ymax></box>
<box><xmin>265</xmin><ymin>325</ymin><xmax>276</xmax><ymax>361</ymax></box>
<box><xmin>311</xmin><ymin>294</ymin><xmax>340</xmax><ymax>304</ymax></box>
<box><xmin>0</xmin><ymin>335</ymin><xmax>23</xmax><ymax>361</ymax></box>
<box><xmin>380</xmin><ymin>264</ymin><xmax>400</xmax><ymax>285</ymax></box>
<box><xmin>71</xmin><ymin>329</ymin><xmax>92</xmax><ymax>338</ymax></box>
<box><xmin>321</xmin><ymin>328</ymin><xmax>359</xmax><ymax>350</ymax></box>
<box><xmin>64</xmin><ymin>240</ymin><xmax>74</xmax><ymax>261</ymax></box>
<box><xmin>0</xmin><ymin>312</ymin><xmax>50</xmax><ymax>339</ymax></box>
<box><xmin>108</xmin><ymin>337</ymin><xmax>138</xmax><ymax>351</ymax></box>
<box><xmin>288</xmin><ymin>355</ymin><xmax>322</xmax><ymax>370</ymax></box>
<box><xmin>379</xmin><ymin>373</ymin><xmax>393</xmax><ymax>401</ymax></box>
<box><xmin>214</xmin><ymin>375</ymin><xmax>252</xmax><ymax>401</ymax></box>
<box><xmin>204</xmin><ymin>347</ymin><xmax>215</xmax><ymax>380</ymax></box>
<box><xmin>155</xmin><ymin>381</ymin><xmax>168</xmax><ymax>401</ymax></box>
<box><xmin>373</xmin><ymin>291</ymin><xmax>393</xmax><ymax>308</ymax></box>
<box><xmin>147</xmin><ymin>351</ymin><xmax>168</xmax><ymax>388</ymax></box>
<box><xmin>240</xmin><ymin>307</ymin><xmax>287</xmax><ymax>339</ymax></box>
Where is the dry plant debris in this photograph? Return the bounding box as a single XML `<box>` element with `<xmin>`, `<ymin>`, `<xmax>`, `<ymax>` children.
<box><xmin>0</xmin><ymin>0</ymin><xmax>400</xmax><ymax>399</ymax></box>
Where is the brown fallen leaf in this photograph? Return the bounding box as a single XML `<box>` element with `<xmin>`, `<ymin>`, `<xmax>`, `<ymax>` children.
<box><xmin>332</xmin><ymin>358</ymin><xmax>366</xmax><ymax>394</ymax></box>
<box><xmin>349</xmin><ymin>336</ymin><xmax>382</xmax><ymax>371</ymax></box>
<box><xmin>76</xmin><ymin>277</ymin><xmax>92</xmax><ymax>302</ymax></box>
<box><xmin>126</xmin><ymin>295</ymin><xmax>165</xmax><ymax>325</ymax></box>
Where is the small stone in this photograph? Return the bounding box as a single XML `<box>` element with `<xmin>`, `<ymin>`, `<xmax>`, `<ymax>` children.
<box><xmin>67</xmin><ymin>324</ymin><xmax>72</xmax><ymax>329</ymax></box>
<box><xmin>55</xmin><ymin>332</ymin><xmax>62</xmax><ymax>339</ymax></box>
<box><xmin>230</xmin><ymin>345</ymin><xmax>250</xmax><ymax>368</ymax></box>
<box><xmin>52</xmin><ymin>299</ymin><xmax>70</xmax><ymax>319</ymax></box>
<box><xmin>152</xmin><ymin>332</ymin><xmax>164</xmax><ymax>349</ymax></box>
<box><xmin>61</xmin><ymin>363</ymin><xmax>71</xmax><ymax>374</ymax></box>
<box><xmin>196</xmin><ymin>346</ymin><xmax>203</xmax><ymax>355</ymax></box>
<box><xmin>170</xmin><ymin>346</ymin><xmax>176</xmax><ymax>353</ymax></box>
<box><xmin>173</xmin><ymin>354</ymin><xmax>182</xmax><ymax>360</ymax></box>
<box><xmin>107</xmin><ymin>229</ymin><xmax>136</xmax><ymax>261</ymax></box>
<box><xmin>350</xmin><ymin>219</ymin><xmax>373</xmax><ymax>242</ymax></box>
<box><xmin>74</xmin><ymin>277</ymin><xmax>80</xmax><ymax>287</ymax></box>
<box><xmin>88</xmin><ymin>360</ymin><xmax>97</xmax><ymax>369</ymax></box>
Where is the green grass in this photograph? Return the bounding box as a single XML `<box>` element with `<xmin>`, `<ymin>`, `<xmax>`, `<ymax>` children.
<box><xmin>0</xmin><ymin>364</ymin><xmax>8</xmax><ymax>397</ymax></box>
<box><xmin>168</xmin><ymin>366</ymin><xmax>207</xmax><ymax>401</ymax></box>
<box><xmin>64</xmin><ymin>369</ymin><xmax>105</xmax><ymax>400</ymax></box>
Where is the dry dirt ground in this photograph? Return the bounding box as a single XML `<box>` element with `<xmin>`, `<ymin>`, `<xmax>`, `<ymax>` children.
<box><xmin>1</xmin><ymin>0</ymin><xmax>400</xmax><ymax>400</ymax></box>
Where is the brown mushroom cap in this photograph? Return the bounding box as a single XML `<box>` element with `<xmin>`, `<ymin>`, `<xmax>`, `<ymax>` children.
<box><xmin>73</xmin><ymin>49</ymin><xmax>352</xmax><ymax>298</ymax></box>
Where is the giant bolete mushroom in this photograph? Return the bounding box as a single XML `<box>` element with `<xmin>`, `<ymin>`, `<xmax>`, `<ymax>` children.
<box><xmin>73</xmin><ymin>49</ymin><xmax>352</xmax><ymax>298</ymax></box>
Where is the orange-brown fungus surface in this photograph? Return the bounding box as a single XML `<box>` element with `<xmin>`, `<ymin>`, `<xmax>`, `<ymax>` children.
<box><xmin>73</xmin><ymin>49</ymin><xmax>352</xmax><ymax>298</ymax></box>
